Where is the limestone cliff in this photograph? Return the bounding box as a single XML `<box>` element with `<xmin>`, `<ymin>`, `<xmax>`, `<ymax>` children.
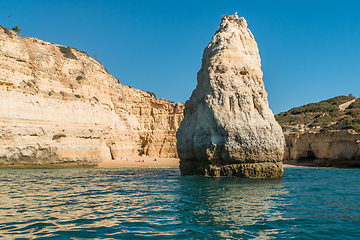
<box><xmin>284</xmin><ymin>130</ymin><xmax>360</xmax><ymax>167</ymax></box>
<box><xmin>176</xmin><ymin>14</ymin><xmax>284</xmax><ymax>177</ymax></box>
<box><xmin>0</xmin><ymin>25</ymin><xmax>184</xmax><ymax>167</ymax></box>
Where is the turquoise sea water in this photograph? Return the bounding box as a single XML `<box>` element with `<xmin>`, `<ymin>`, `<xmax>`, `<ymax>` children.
<box><xmin>0</xmin><ymin>167</ymin><xmax>359</xmax><ymax>239</ymax></box>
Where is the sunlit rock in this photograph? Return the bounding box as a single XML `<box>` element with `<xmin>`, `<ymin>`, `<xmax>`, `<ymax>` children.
<box><xmin>177</xmin><ymin>14</ymin><xmax>284</xmax><ymax>177</ymax></box>
<box><xmin>0</xmin><ymin>25</ymin><xmax>184</xmax><ymax>167</ymax></box>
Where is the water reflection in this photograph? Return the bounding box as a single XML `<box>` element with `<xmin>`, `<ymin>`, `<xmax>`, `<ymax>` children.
<box><xmin>0</xmin><ymin>168</ymin><xmax>289</xmax><ymax>239</ymax></box>
<box><xmin>0</xmin><ymin>168</ymin><xmax>184</xmax><ymax>239</ymax></box>
<box><xmin>176</xmin><ymin>176</ymin><xmax>289</xmax><ymax>238</ymax></box>
<box><xmin>1</xmin><ymin>168</ymin><xmax>358</xmax><ymax>239</ymax></box>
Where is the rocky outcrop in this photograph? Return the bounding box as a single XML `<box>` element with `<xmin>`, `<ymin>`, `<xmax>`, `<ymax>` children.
<box><xmin>284</xmin><ymin>130</ymin><xmax>360</xmax><ymax>167</ymax></box>
<box><xmin>0</xmin><ymin>25</ymin><xmax>184</xmax><ymax>168</ymax></box>
<box><xmin>176</xmin><ymin>14</ymin><xmax>284</xmax><ymax>178</ymax></box>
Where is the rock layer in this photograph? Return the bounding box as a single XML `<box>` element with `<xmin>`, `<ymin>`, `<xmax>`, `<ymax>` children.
<box><xmin>176</xmin><ymin>14</ymin><xmax>284</xmax><ymax>177</ymax></box>
<box><xmin>0</xmin><ymin>25</ymin><xmax>184</xmax><ymax>167</ymax></box>
<box><xmin>284</xmin><ymin>130</ymin><xmax>360</xmax><ymax>167</ymax></box>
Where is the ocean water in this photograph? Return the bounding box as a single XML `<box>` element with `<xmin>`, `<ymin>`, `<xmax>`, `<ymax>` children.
<box><xmin>0</xmin><ymin>167</ymin><xmax>359</xmax><ymax>239</ymax></box>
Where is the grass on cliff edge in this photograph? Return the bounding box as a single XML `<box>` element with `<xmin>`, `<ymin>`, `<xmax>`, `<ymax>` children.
<box><xmin>275</xmin><ymin>95</ymin><xmax>360</xmax><ymax>133</ymax></box>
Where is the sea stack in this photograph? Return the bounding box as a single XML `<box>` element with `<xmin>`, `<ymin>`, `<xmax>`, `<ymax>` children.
<box><xmin>176</xmin><ymin>14</ymin><xmax>284</xmax><ymax>178</ymax></box>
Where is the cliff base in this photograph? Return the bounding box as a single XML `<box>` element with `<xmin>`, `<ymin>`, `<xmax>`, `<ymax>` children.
<box><xmin>180</xmin><ymin>160</ymin><xmax>283</xmax><ymax>178</ymax></box>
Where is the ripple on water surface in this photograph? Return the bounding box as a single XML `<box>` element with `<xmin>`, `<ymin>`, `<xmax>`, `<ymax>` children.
<box><xmin>0</xmin><ymin>167</ymin><xmax>359</xmax><ymax>239</ymax></box>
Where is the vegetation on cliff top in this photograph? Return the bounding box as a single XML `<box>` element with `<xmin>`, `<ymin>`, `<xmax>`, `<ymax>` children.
<box><xmin>275</xmin><ymin>95</ymin><xmax>360</xmax><ymax>133</ymax></box>
<box><xmin>11</xmin><ymin>25</ymin><xmax>21</xmax><ymax>33</ymax></box>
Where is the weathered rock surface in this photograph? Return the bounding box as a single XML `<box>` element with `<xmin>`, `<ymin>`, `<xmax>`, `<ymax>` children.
<box><xmin>176</xmin><ymin>14</ymin><xmax>284</xmax><ymax>177</ymax></box>
<box><xmin>0</xmin><ymin>25</ymin><xmax>184</xmax><ymax>168</ymax></box>
<box><xmin>284</xmin><ymin>130</ymin><xmax>360</xmax><ymax>167</ymax></box>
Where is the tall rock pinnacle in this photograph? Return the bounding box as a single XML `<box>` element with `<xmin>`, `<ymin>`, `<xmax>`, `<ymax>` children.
<box><xmin>176</xmin><ymin>13</ymin><xmax>284</xmax><ymax>178</ymax></box>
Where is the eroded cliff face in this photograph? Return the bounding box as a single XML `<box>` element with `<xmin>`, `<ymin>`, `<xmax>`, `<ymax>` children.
<box><xmin>0</xmin><ymin>26</ymin><xmax>183</xmax><ymax>167</ymax></box>
<box><xmin>120</xmin><ymin>86</ymin><xmax>184</xmax><ymax>158</ymax></box>
<box><xmin>176</xmin><ymin>14</ymin><xmax>284</xmax><ymax>177</ymax></box>
<box><xmin>284</xmin><ymin>130</ymin><xmax>360</xmax><ymax>167</ymax></box>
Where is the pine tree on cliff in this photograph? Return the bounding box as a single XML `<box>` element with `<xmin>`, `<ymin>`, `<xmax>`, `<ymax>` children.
<box><xmin>11</xmin><ymin>25</ymin><xmax>21</xmax><ymax>33</ymax></box>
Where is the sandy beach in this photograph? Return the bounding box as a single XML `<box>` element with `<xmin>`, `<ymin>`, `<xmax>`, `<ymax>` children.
<box><xmin>98</xmin><ymin>156</ymin><xmax>180</xmax><ymax>168</ymax></box>
<box><xmin>283</xmin><ymin>159</ymin><xmax>316</xmax><ymax>168</ymax></box>
<box><xmin>99</xmin><ymin>157</ymin><xmax>316</xmax><ymax>169</ymax></box>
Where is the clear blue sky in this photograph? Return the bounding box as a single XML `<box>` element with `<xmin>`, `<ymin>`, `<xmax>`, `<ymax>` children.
<box><xmin>1</xmin><ymin>0</ymin><xmax>359</xmax><ymax>114</ymax></box>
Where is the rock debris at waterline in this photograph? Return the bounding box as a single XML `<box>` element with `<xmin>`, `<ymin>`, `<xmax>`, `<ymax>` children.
<box><xmin>176</xmin><ymin>13</ymin><xmax>284</xmax><ymax>178</ymax></box>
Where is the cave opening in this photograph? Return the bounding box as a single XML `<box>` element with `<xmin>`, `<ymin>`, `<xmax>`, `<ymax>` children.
<box><xmin>298</xmin><ymin>150</ymin><xmax>316</xmax><ymax>166</ymax></box>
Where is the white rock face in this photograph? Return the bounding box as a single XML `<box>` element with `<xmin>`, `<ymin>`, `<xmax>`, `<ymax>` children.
<box><xmin>176</xmin><ymin>14</ymin><xmax>284</xmax><ymax>177</ymax></box>
<box><xmin>0</xmin><ymin>25</ymin><xmax>184</xmax><ymax>167</ymax></box>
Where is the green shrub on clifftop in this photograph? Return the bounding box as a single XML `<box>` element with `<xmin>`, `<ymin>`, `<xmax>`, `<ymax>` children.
<box><xmin>11</xmin><ymin>25</ymin><xmax>21</xmax><ymax>33</ymax></box>
<box><xmin>275</xmin><ymin>95</ymin><xmax>359</xmax><ymax>132</ymax></box>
